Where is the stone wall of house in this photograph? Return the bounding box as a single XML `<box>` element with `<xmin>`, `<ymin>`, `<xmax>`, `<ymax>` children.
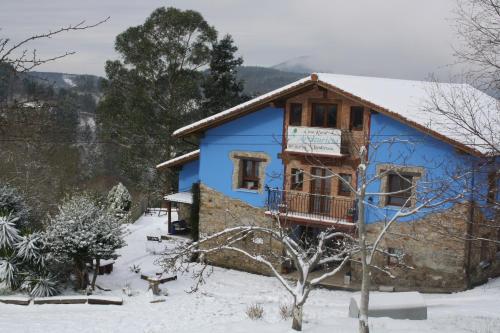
<box><xmin>177</xmin><ymin>203</ymin><xmax>191</xmax><ymax>225</ymax></box>
<box><xmin>468</xmin><ymin>208</ymin><xmax>500</xmax><ymax>286</ymax></box>
<box><xmin>351</xmin><ymin>204</ymin><xmax>471</xmax><ymax>292</ymax></box>
<box><xmin>198</xmin><ymin>183</ymin><xmax>284</xmax><ymax>275</ymax></box>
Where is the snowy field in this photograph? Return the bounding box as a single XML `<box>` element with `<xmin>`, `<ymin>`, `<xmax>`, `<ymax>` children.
<box><xmin>1</xmin><ymin>214</ymin><xmax>500</xmax><ymax>333</ymax></box>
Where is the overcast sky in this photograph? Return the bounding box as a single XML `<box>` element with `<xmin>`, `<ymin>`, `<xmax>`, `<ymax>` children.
<box><xmin>0</xmin><ymin>0</ymin><xmax>462</xmax><ymax>80</ymax></box>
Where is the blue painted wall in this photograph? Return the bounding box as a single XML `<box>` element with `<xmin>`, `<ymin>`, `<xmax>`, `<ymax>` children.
<box><xmin>365</xmin><ymin>113</ymin><xmax>481</xmax><ymax>224</ymax></box>
<box><xmin>198</xmin><ymin>106</ymin><xmax>284</xmax><ymax>207</ymax></box>
<box><xmin>178</xmin><ymin>159</ymin><xmax>200</xmax><ymax>192</ymax></box>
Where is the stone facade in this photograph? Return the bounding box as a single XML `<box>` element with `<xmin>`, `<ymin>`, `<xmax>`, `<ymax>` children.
<box><xmin>198</xmin><ymin>183</ymin><xmax>284</xmax><ymax>275</ymax></box>
<box><xmin>197</xmin><ymin>182</ymin><xmax>500</xmax><ymax>291</ymax></box>
<box><xmin>177</xmin><ymin>203</ymin><xmax>191</xmax><ymax>225</ymax></box>
<box><xmin>351</xmin><ymin>203</ymin><xmax>500</xmax><ymax>292</ymax></box>
<box><xmin>468</xmin><ymin>207</ymin><xmax>500</xmax><ymax>286</ymax></box>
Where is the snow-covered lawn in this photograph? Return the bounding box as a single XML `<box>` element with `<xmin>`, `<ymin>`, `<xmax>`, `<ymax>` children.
<box><xmin>1</xmin><ymin>214</ymin><xmax>499</xmax><ymax>333</ymax></box>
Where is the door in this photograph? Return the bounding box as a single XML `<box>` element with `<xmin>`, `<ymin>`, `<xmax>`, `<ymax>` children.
<box><xmin>309</xmin><ymin>167</ymin><xmax>331</xmax><ymax>216</ymax></box>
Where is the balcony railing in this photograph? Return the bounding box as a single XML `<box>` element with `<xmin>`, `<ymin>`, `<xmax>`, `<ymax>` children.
<box><xmin>266</xmin><ymin>187</ymin><xmax>356</xmax><ymax>224</ymax></box>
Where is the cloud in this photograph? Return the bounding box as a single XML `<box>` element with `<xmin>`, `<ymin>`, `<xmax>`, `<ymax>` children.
<box><xmin>0</xmin><ymin>0</ymin><xmax>461</xmax><ymax>79</ymax></box>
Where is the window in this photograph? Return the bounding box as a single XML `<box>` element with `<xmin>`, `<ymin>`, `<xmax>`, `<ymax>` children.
<box><xmin>338</xmin><ymin>173</ymin><xmax>353</xmax><ymax>196</ymax></box>
<box><xmin>387</xmin><ymin>247</ymin><xmax>403</xmax><ymax>266</ymax></box>
<box><xmin>240</xmin><ymin>159</ymin><xmax>260</xmax><ymax>190</ymax></box>
<box><xmin>311</xmin><ymin>103</ymin><xmax>338</xmax><ymax>128</ymax></box>
<box><xmin>291</xmin><ymin>168</ymin><xmax>304</xmax><ymax>190</ymax></box>
<box><xmin>387</xmin><ymin>173</ymin><xmax>415</xmax><ymax>207</ymax></box>
<box><xmin>350</xmin><ymin>106</ymin><xmax>364</xmax><ymax>130</ymax></box>
<box><xmin>289</xmin><ymin>103</ymin><xmax>302</xmax><ymax>126</ymax></box>
<box><xmin>487</xmin><ymin>172</ymin><xmax>498</xmax><ymax>204</ymax></box>
<box><xmin>231</xmin><ymin>152</ymin><xmax>269</xmax><ymax>193</ymax></box>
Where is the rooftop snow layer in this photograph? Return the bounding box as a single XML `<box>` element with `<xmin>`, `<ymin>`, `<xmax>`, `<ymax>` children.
<box><xmin>173</xmin><ymin>73</ymin><xmax>499</xmax><ymax>155</ymax></box>
<box><xmin>317</xmin><ymin>73</ymin><xmax>498</xmax><ymax>154</ymax></box>
<box><xmin>156</xmin><ymin>149</ymin><xmax>200</xmax><ymax>169</ymax></box>
<box><xmin>164</xmin><ymin>191</ymin><xmax>193</xmax><ymax>204</ymax></box>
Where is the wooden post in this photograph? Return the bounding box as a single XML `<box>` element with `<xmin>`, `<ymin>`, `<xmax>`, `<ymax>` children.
<box><xmin>167</xmin><ymin>201</ymin><xmax>172</xmax><ymax>234</ymax></box>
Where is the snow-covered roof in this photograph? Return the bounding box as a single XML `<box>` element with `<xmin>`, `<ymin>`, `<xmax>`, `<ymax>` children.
<box><xmin>156</xmin><ymin>150</ymin><xmax>200</xmax><ymax>169</ymax></box>
<box><xmin>173</xmin><ymin>77</ymin><xmax>311</xmax><ymax>137</ymax></box>
<box><xmin>164</xmin><ymin>191</ymin><xmax>193</xmax><ymax>204</ymax></box>
<box><xmin>173</xmin><ymin>73</ymin><xmax>499</xmax><ymax>155</ymax></box>
<box><xmin>317</xmin><ymin>73</ymin><xmax>498</xmax><ymax>155</ymax></box>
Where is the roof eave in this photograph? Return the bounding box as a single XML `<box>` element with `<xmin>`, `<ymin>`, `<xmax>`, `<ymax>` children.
<box><xmin>172</xmin><ymin>79</ymin><xmax>316</xmax><ymax>138</ymax></box>
<box><xmin>156</xmin><ymin>150</ymin><xmax>200</xmax><ymax>170</ymax></box>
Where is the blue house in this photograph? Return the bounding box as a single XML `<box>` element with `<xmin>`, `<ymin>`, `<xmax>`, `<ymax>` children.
<box><xmin>157</xmin><ymin>73</ymin><xmax>499</xmax><ymax>291</ymax></box>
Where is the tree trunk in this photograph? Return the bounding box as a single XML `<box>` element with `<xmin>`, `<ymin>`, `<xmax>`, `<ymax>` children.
<box><xmin>74</xmin><ymin>260</ymin><xmax>89</xmax><ymax>290</ymax></box>
<box><xmin>357</xmin><ymin>147</ymin><xmax>370</xmax><ymax>333</ymax></box>
<box><xmin>91</xmin><ymin>258</ymin><xmax>100</xmax><ymax>290</ymax></box>
<box><xmin>291</xmin><ymin>302</ymin><xmax>303</xmax><ymax>331</ymax></box>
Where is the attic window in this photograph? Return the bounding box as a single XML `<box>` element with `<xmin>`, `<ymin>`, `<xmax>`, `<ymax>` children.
<box><xmin>350</xmin><ymin>106</ymin><xmax>364</xmax><ymax>130</ymax></box>
<box><xmin>311</xmin><ymin>103</ymin><xmax>338</xmax><ymax>128</ymax></box>
<box><xmin>289</xmin><ymin>103</ymin><xmax>302</xmax><ymax>126</ymax></box>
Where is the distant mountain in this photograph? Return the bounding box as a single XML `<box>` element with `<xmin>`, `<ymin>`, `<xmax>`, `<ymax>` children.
<box><xmin>29</xmin><ymin>71</ymin><xmax>103</xmax><ymax>93</ymax></box>
<box><xmin>236</xmin><ymin>66</ymin><xmax>305</xmax><ymax>96</ymax></box>
<box><xmin>28</xmin><ymin>67</ymin><xmax>305</xmax><ymax>98</ymax></box>
<box><xmin>271</xmin><ymin>55</ymin><xmax>313</xmax><ymax>74</ymax></box>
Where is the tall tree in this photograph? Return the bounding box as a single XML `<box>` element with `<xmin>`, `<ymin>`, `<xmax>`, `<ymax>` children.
<box><xmin>97</xmin><ymin>7</ymin><xmax>217</xmax><ymax>194</ymax></box>
<box><xmin>201</xmin><ymin>34</ymin><xmax>245</xmax><ymax>118</ymax></box>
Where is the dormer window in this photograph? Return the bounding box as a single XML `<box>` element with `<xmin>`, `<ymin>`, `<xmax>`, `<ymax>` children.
<box><xmin>311</xmin><ymin>103</ymin><xmax>338</xmax><ymax>128</ymax></box>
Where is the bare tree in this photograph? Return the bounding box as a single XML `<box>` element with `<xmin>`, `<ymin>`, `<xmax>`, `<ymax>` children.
<box><xmin>0</xmin><ymin>18</ymin><xmax>109</xmax><ymax>74</ymax></box>
<box><xmin>424</xmin><ymin>0</ymin><xmax>499</xmax><ymax>260</ymax></box>
<box><xmin>160</xmin><ymin>219</ymin><xmax>357</xmax><ymax>331</ymax></box>
<box><xmin>454</xmin><ymin>0</ymin><xmax>500</xmax><ymax>91</ymax></box>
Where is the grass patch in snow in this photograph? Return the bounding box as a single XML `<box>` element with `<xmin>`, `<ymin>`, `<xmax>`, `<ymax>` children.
<box><xmin>246</xmin><ymin>303</ymin><xmax>264</xmax><ymax>320</ymax></box>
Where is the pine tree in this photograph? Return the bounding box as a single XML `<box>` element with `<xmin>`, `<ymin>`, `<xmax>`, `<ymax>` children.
<box><xmin>107</xmin><ymin>183</ymin><xmax>132</xmax><ymax>220</ymax></box>
<box><xmin>201</xmin><ymin>34</ymin><xmax>246</xmax><ymax>118</ymax></box>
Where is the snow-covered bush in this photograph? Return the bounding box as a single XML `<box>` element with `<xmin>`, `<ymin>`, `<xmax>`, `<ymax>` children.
<box><xmin>107</xmin><ymin>183</ymin><xmax>132</xmax><ymax>220</ymax></box>
<box><xmin>0</xmin><ymin>183</ymin><xmax>30</xmax><ymax>229</ymax></box>
<box><xmin>44</xmin><ymin>193</ymin><xmax>126</xmax><ymax>290</ymax></box>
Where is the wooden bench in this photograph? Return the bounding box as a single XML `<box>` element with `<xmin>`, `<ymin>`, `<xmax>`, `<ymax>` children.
<box><xmin>141</xmin><ymin>272</ymin><xmax>177</xmax><ymax>296</ymax></box>
<box><xmin>146</xmin><ymin>236</ymin><xmax>161</xmax><ymax>242</ymax></box>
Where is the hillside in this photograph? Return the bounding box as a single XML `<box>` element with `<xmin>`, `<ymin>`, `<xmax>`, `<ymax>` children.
<box><xmin>236</xmin><ymin>66</ymin><xmax>305</xmax><ymax>96</ymax></box>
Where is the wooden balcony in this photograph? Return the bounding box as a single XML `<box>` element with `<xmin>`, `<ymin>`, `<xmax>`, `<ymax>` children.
<box><xmin>265</xmin><ymin>187</ymin><xmax>356</xmax><ymax>229</ymax></box>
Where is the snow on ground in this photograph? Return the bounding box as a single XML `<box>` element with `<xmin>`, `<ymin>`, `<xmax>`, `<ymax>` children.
<box><xmin>1</xmin><ymin>214</ymin><xmax>500</xmax><ymax>333</ymax></box>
